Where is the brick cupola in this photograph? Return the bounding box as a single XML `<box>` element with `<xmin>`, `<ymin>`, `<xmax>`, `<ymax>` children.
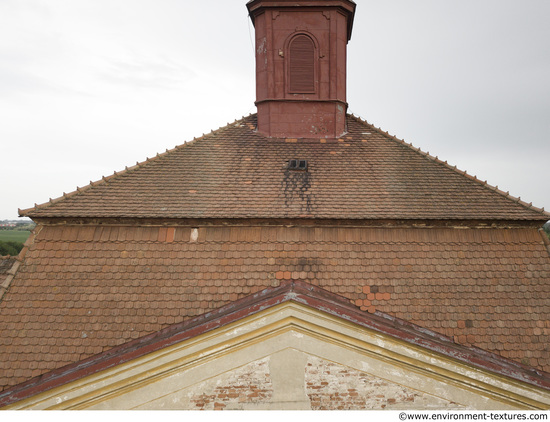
<box><xmin>247</xmin><ymin>0</ymin><xmax>356</xmax><ymax>138</ymax></box>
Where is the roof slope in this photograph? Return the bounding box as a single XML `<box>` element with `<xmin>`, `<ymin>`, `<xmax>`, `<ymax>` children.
<box><xmin>0</xmin><ymin>257</ymin><xmax>16</xmax><ymax>276</ymax></box>
<box><xmin>2</xmin><ymin>280</ymin><xmax>548</xmax><ymax>408</ymax></box>
<box><xmin>1</xmin><ymin>224</ymin><xmax>549</xmax><ymax>390</ymax></box>
<box><xmin>0</xmin><ymin>257</ymin><xmax>18</xmax><ymax>302</ymax></box>
<box><xmin>21</xmin><ymin>115</ymin><xmax>548</xmax><ymax>221</ymax></box>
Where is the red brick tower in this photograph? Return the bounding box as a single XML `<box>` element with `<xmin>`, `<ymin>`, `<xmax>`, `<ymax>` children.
<box><xmin>247</xmin><ymin>0</ymin><xmax>356</xmax><ymax>138</ymax></box>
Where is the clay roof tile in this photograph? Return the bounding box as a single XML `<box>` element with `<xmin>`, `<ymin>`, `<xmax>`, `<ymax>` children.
<box><xmin>19</xmin><ymin>115</ymin><xmax>549</xmax><ymax>222</ymax></box>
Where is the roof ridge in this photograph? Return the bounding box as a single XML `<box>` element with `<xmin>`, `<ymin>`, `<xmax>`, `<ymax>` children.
<box><xmin>0</xmin><ymin>226</ymin><xmax>40</xmax><ymax>303</ymax></box>
<box><xmin>540</xmin><ymin>229</ymin><xmax>550</xmax><ymax>256</ymax></box>
<box><xmin>348</xmin><ymin>113</ymin><xmax>550</xmax><ymax>218</ymax></box>
<box><xmin>19</xmin><ymin>115</ymin><xmax>254</xmax><ymax>217</ymax></box>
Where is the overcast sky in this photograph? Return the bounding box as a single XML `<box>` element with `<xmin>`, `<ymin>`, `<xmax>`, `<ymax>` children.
<box><xmin>1</xmin><ymin>0</ymin><xmax>549</xmax><ymax>220</ymax></box>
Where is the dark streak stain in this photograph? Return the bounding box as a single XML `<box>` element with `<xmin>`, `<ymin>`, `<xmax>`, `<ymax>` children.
<box><xmin>282</xmin><ymin>169</ymin><xmax>313</xmax><ymax>213</ymax></box>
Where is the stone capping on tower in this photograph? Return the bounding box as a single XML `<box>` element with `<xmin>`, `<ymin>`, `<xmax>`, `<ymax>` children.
<box><xmin>246</xmin><ymin>0</ymin><xmax>357</xmax><ymax>41</ymax></box>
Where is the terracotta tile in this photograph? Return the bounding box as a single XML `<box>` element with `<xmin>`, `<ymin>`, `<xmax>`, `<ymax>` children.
<box><xmin>21</xmin><ymin>115</ymin><xmax>549</xmax><ymax>222</ymax></box>
<box><xmin>166</xmin><ymin>228</ymin><xmax>176</xmax><ymax>243</ymax></box>
<box><xmin>2</xmin><ymin>219</ymin><xmax>550</xmax><ymax>392</ymax></box>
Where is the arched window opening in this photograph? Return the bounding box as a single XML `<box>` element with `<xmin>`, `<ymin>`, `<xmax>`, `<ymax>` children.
<box><xmin>289</xmin><ymin>35</ymin><xmax>315</xmax><ymax>93</ymax></box>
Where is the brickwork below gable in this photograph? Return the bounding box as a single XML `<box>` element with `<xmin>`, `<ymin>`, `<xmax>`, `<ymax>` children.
<box><xmin>128</xmin><ymin>354</ymin><xmax>466</xmax><ymax>410</ymax></box>
<box><xmin>304</xmin><ymin>356</ymin><xmax>465</xmax><ymax>410</ymax></box>
<box><xmin>189</xmin><ymin>358</ymin><xmax>273</xmax><ymax>410</ymax></box>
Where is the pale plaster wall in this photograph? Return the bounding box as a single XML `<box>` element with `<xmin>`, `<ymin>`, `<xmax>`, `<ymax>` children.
<box><xmin>131</xmin><ymin>351</ymin><xmax>466</xmax><ymax>410</ymax></box>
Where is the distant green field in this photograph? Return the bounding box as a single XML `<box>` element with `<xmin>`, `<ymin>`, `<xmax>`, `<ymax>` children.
<box><xmin>0</xmin><ymin>230</ymin><xmax>31</xmax><ymax>243</ymax></box>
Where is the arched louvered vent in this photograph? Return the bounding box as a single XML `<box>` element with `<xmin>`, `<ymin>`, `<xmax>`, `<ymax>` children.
<box><xmin>289</xmin><ymin>35</ymin><xmax>315</xmax><ymax>93</ymax></box>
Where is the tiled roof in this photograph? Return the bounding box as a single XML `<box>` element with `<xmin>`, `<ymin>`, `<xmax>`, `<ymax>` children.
<box><xmin>1</xmin><ymin>224</ymin><xmax>549</xmax><ymax>390</ymax></box>
<box><xmin>0</xmin><ymin>257</ymin><xmax>18</xmax><ymax>302</ymax></box>
<box><xmin>4</xmin><ymin>114</ymin><xmax>549</xmax><ymax>394</ymax></box>
<box><xmin>2</xmin><ymin>280</ymin><xmax>548</xmax><ymax>408</ymax></box>
<box><xmin>0</xmin><ymin>257</ymin><xmax>16</xmax><ymax>276</ymax></box>
<box><xmin>21</xmin><ymin>115</ymin><xmax>549</xmax><ymax>221</ymax></box>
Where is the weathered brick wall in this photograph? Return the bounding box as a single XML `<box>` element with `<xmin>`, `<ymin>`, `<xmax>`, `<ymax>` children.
<box><xmin>188</xmin><ymin>358</ymin><xmax>273</xmax><ymax>410</ymax></box>
<box><xmin>305</xmin><ymin>356</ymin><xmax>465</xmax><ymax>410</ymax></box>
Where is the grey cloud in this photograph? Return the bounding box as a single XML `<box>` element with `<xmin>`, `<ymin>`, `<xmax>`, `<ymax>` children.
<box><xmin>100</xmin><ymin>56</ymin><xmax>198</xmax><ymax>91</ymax></box>
<box><xmin>0</xmin><ymin>66</ymin><xmax>87</xmax><ymax>98</ymax></box>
